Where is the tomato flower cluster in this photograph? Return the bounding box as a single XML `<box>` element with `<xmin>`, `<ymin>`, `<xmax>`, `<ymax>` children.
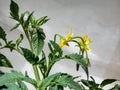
<box><xmin>55</xmin><ymin>28</ymin><xmax>91</xmax><ymax>54</ymax></box>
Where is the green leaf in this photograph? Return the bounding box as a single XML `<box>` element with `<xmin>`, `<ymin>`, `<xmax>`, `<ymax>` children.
<box><xmin>38</xmin><ymin>51</ymin><xmax>47</xmax><ymax>75</ymax></box>
<box><xmin>49</xmin><ymin>85</ymin><xmax>63</xmax><ymax>90</ymax></box>
<box><xmin>20</xmin><ymin>12</ymin><xmax>27</xmax><ymax>24</ymax></box>
<box><xmin>0</xmin><ymin>53</ymin><xmax>13</xmax><ymax>68</ymax></box>
<box><xmin>4</xmin><ymin>84</ymin><xmax>20</xmax><ymax>90</ymax></box>
<box><xmin>24</xmin><ymin>12</ymin><xmax>34</xmax><ymax>28</ymax></box>
<box><xmin>30</xmin><ymin>14</ymin><xmax>36</xmax><ymax>26</ymax></box>
<box><xmin>0</xmin><ymin>71</ymin><xmax>37</xmax><ymax>89</ymax></box>
<box><xmin>110</xmin><ymin>84</ymin><xmax>120</xmax><ymax>90</ymax></box>
<box><xmin>10</xmin><ymin>0</ymin><xmax>19</xmax><ymax>20</ymax></box>
<box><xmin>81</xmin><ymin>79</ymin><xmax>99</xmax><ymax>89</ymax></box>
<box><xmin>39</xmin><ymin>72</ymin><xmax>82</xmax><ymax>90</ymax></box>
<box><xmin>0</xmin><ymin>71</ymin><xmax>5</xmax><ymax>77</ymax></box>
<box><xmin>48</xmin><ymin>40</ymin><xmax>63</xmax><ymax>63</ymax></box>
<box><xmin>0</xmin><ymin>42</ymin><xmax>2</xmax><ymax>46</ymax></box>
<box><xmin>23</xmin><ymin>75</ymin><xmax>37</xmax><ymax>88</ymax></box>
<box><xmin>57</xmin><ymin>73</ymin><xmax>82</xmax><ymax>90</ymax></box>
<box><xmin>16</xmin><ymin>34</ymin><xmax>23</xmax><ymax>47</ymax></box>
<box><xmin>0</xmin><ymin>71</ymin><xmax>24</xmax><ymax>86</ymax></box>
<box><xmin>81</xmin><ymin>79</ymin><xmax>89</xmax><ymax>87</ymax></box>
<box><xmin>65</xmin><ymin>53</ymin><xmax>89</xmax><ymax>79</ymax></box>
<box><xmin>47</xmin><ymin>41</ymin><xmax>63</xmax><ymax>66</ymax></box>
<box><xmin>0</xmin><ymin>26</ymin><xmax>7</xmax><ymax>42</ymax></box>
<box><xmin>21</xmin><ymin>47</ymin><xmax>39</xmax><ymax>64</ymax></box>
<box><xmin>39</xmin><ymin>73</ymin><xmax>61</xmax><ymax>89</ymax></box>
<box><xmin>0</xmin><ymin>71</ymin><xmax>6</xmax><ymax>89</ymax></box>
<box><xmin>17</xmin><ymin>80</ymin><xmax>28</xmax><ymax>90</ymax></box>
<box><xmin>0</xmin><ymin>70</ymin><xmax>7</xmax><ymax>90</ymax></box>
<box><xmin>32</xmin><ymin>28</ymin><xmax>45</xmax><ymax>56</ymax></box>
<box><xmin>50</xmin><ymin>40</ymin><xmax>63</xmax><ymax>57</ymax></box>
<box><xmin>10</xmin><ymin>23</ymin><xmax>20</xmax><ymax>31</ymax></box>
<box><xmin>100</xmin><ymin>79</ymin><xmax>117</xmax><ymax>88</ymax></box>
<box><xmin>5</xmin><ymin>41</ymin><xmax>16</xmax><ymax>52</ymax></box>
<box><xmin>37</xmin><ymin>16</ymin><xmax>49</xmax><ymax>26</ymax></box>
<box><xmin>0</xmin><ymin>85</ymin><xmax>7</xmax><ymax>90</ymax></box>
<box><xmin>48</xmin><ymin>43</ymin><xmax>54</xmax><ymax>53</ymax></box>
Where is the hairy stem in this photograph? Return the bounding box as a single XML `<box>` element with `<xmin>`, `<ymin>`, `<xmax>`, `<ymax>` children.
<box><xmin>45</xmin><ymin>62</ymin><xmax>53</xmax><ymax>78</ymax></box>
<box><xmin>33</xmin><ymin>65</ymin><xmax>41</xmax><ymax>84</ymax></box>
<box><xmin>21</xmin><ymin>23</ymin><xmax>41</xmax><ymax>87</ymax></box>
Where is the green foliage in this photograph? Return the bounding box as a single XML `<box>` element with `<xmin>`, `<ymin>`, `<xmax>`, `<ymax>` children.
<box><xmin>48</xmin><ymin>40</ymin><xmax>63</xmax><ymax>63</ymax></box>
<box><xmin>0</xmin><ymin>0</ymin><xmax>119</xmax><ymax>90</ymax></box>
<box><xmin>23</xmin><ymin>75</ymin><xmax>37</xmax><ymax>88</ymax></box>
<box><xmin>16</xmin><ymin>34</ymin><xmax>23</xmax><ymax>47</ymax></box>
<box><xmin>21</xmin><ymin>47</ymin><xmax>39</xmax><ymax>65</ymax></box>
<box><xmin>0</xmin><ymin>42</ymin><xmax>2</xmax><ymax>46</ymax></box>
<box><xmin>39</xmin><ymin>72</ymin><xmax>82</xmax><ymax>90</ymax></box>
<box><xmin>81</xmin><ymin>79</ymin><xmax>100</xmax><ymax>90</ymax></box>
<box><xmin>4</xmin><ymin>40</ymin><xmax>16</xmax><ymax>52</ymax></box>
<box><xmin>81</xmin><ymin>77</ymin><xmax>117</xmax><ymax>90</ymax></box>
<box><xmin>0</xmin><ymin>26</ymin><xmax>7</xmax><ymax>42</ymax></box>
<box><xmin>50</xmin><ymin>40</ymin><xmax>63</xmax><ymax>57</ymax></box>
<box><xmin>49</xmin><ymin>85</ymin><xmax>63</xmax><ymax>90</ymax></box>
<box><xmin>0</xmin><ymin>85</ymin><xmax>8</xmax><ymax>90</ymax></box>
<box><xmin>110</xmin><ymin>84</ymin><xmax>120</xmax><ymax>90</ymax></box>
<box><xmin>0</xmin><ymin>53</ymin><xmax>13</xmax><ymax>68</ymax></box>
<box><xmin>3</xmin><ymin>84</ymin><xmax>20</xmax><ymax>90</ymax></box>
<box><xmin>36</xmin><ymin>16</ymin><xmax>49</xmax><ymax>26</ymax></box>
<box><xmin>10</xmin><ymin>23</ymin><xmax>20</xmax><ymax>31</ymax></box>
<box><xmin>10</xmin><ymin>0</ymin><xmax>19</xmax><ymax>20</ymax></box>
<box><xmin>0</xmin><ymin>70</ymin><xmax>37</xmax><ymax>89</ymax></box>
<box><xmin>56</xmin><ymin>73</ymin><xmax>82</xmax><ymax>90</ymax></box>
<box><xmin>100</xmin><ymin>79</ymin><xmax>117</xmax><ymax>88</ymax></box>
<box><xmin>32</xmin><ymin>28</ymin><xmax>45</xmax><ymax>56</ymax></box>
<box><xmin>38</xmin><ymin>51</ymin><xmax>47</xmax><ymax>77</ymax></box>
<box><xmin>0</xmin><ymin>71</ymin><xmax>6</xmax><ymax>89</ymax></box>
<box><xmin>65</xmin><ymin>53</ymin><xmax>89</xmax><ymax>79</ymax></box>
<box><xmin>0</xmin><ymin>71</ymin><xmax>4</xmax><ymax>77</ymax></box>
<box><xmin>24</xmin><ymin>12</ymin><xmax>34</xmax><ymax>29</ymax></box>
<box><xmin>17</xmin><ymin>80</ymin><xmax>28</xmax><ymax>90</ymax></box>
<box><xmin>0</xmin><ymin>71</ymin><xmax>24</xmax><ymax>86</ymax></box>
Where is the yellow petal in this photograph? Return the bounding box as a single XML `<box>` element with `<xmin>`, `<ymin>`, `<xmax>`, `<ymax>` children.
<box><xmin>82</xmin><ymin>35</ymin><xmax>91</xmax><ymax>45</ymax></box>
<box><xmin>59</xmin><ymin>39</ymin><xmax>68</xmax><ymax>47</ymax></box>
<box><xmin>59</xmin><ymin>28</ymin><xmax>73</xmax><ymax>47</ymax></box>
<box><xmin>80</xmin><ymin>34</ymin><xmax>91</xmax><ymax>52</ymax></box>
<box><xmin>85</xmin><ymin>37</ymin><xmax>91</xmax><ymax>45</ymax></box>
<box><xmin>66</xmin><ymin>27</ymin><xmax>73</xmax><ymax>41</ymax></box>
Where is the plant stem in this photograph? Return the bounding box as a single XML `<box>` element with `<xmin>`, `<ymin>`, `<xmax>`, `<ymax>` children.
<box><xmin>28</xmin><ymin>36</ymin><xmax>41</xmax><ymax>84</ymax></box>
<box><xmin>45</xmin><ymin>62</ymin><xmax>53</xmax><ymax>77</ymax></box>
<box><xmin>21</xmin><ymin>24</ymin><xmax>41</xmax><ymax>87</ymax></box>
<box><xmin>33</xmin><ymin>65</ymin><xmax>41</xmax><ymax>83</ymax></box>
<box><xmin>27</xmin><ymin>32</ymin><xmax>41</xmax><ymax>83</ymax></box>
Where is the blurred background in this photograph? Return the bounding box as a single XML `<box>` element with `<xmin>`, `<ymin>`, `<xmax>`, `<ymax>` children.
<box><xmin>0</xmin><ymin>0</ymin><xmax>120</xmax><ymax>89</ymax></box>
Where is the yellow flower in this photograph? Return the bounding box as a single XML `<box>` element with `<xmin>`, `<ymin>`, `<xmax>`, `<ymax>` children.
<box><xmin>59</xmin><ymin>28</ymin><xmax>73</xmax><ymax>47</ymax></box>
<box><xmin>80</xmin><ymin>34</ymin><xmax>91</xmax><ymax>52</ymax></box>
